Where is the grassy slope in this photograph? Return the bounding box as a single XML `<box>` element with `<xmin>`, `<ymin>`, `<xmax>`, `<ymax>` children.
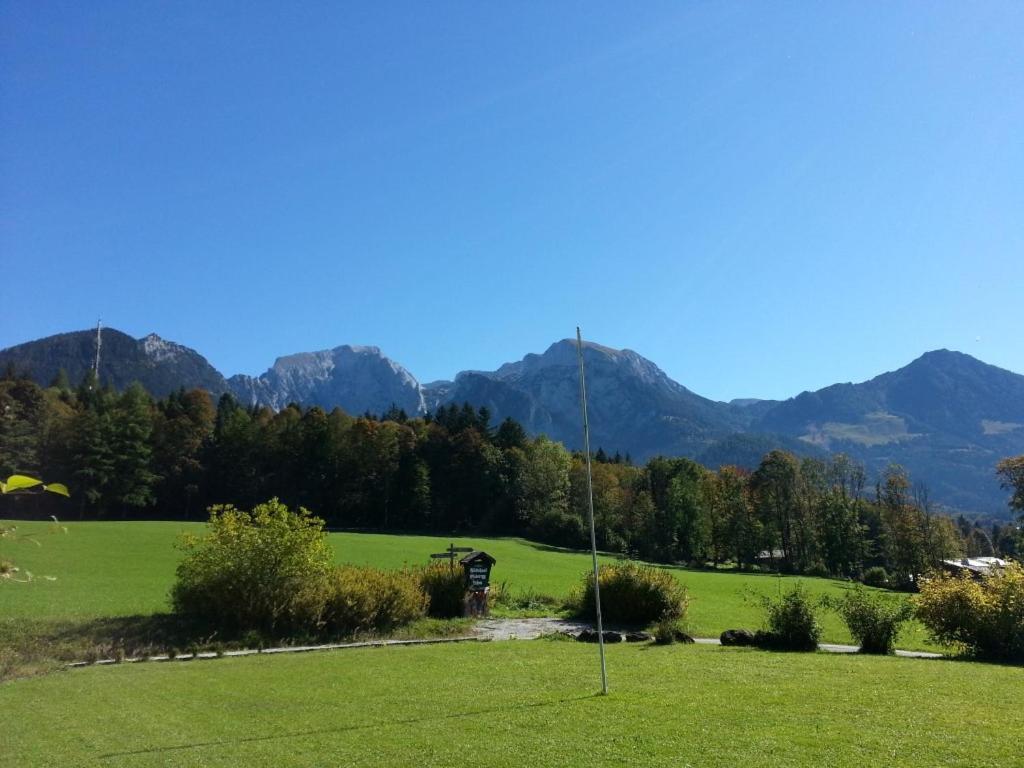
<box><xmin>1</xmin><ymin>521</ymin><xmax>198</xmax><ymax>619</ymax></box>
<box><xmin>0</xmin><ymin>521</ymin><xmax>937</xmax><ymax>649</ymax></box>
<box><xmin>3</xmin><ymin>642</ymin><xmax>1021</xmax><ymax>768</ymax></box>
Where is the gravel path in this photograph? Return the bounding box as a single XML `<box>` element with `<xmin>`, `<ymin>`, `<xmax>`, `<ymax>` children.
<box><xmin>472</xmin><ymin>617</ymin><xmax>942</xmax><ymax>658</ymax></box>
<box><xmin>472</xmin><ymin>617</ymin><xmax>592</xmax><ymax>640</ymax></box>
<box><xmin>67</xmin><ymin>618</ymin><xmax>941</xmax><ymax>668</ymax></box>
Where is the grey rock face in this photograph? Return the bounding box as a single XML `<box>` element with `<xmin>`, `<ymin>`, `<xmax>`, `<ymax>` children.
<box><xmin>437</xmin><ymin>339</ymin><xmax>742</xmax><ymax>460</ymax></box>
<box><xmin>228</xmin><ymin>345</ymin><xmax>425</xmax><ymax>416</ymax></box>
<box><xmin>421</xmin><ymin>380</ymin><xmax>454</xmax><ymax>412</ymax></box>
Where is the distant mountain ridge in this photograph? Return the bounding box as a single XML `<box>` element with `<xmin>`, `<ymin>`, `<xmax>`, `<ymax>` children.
<box><xmin>434</xmin><ymin>339</ymin><xmax>746</xmax><ymax>459</ymax></box>
<box><xmin>0</xmin><ymin>329</ymin><xmax>228</xmax><ymax>397</ymax></box>
<box><xmin>752</xmin><ymin>349</ymin><xmax>1024</xmax><ymax>513</ymax></box>
<box><xmin>2</xmin><ymin>329</ymin><xmax>1022</xmax><ymax>515</ymax></box>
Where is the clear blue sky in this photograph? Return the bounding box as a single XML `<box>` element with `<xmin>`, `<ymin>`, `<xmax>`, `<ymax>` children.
<box><xmin>2</xmin><ymin>2</ymin><xmax>1021</xmax><ymax>401</ymax></box>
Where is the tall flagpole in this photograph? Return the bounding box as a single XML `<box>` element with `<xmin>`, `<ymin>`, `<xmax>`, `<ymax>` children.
<box><xmin>576</xmin><ymin>327</ymin><xmax>608</xmax><ymax>695</ymax></box>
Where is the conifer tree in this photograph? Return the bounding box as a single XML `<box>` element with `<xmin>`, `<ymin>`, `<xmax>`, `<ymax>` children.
<box><xmin>0</xmin><ymin>377</ymin><xmax>44</xmax><ymax>477</ymax></box>
<box><xmin>108</xmin><ymin>383</ymin><xmax>158</xmax><ymax>516</ymax></box>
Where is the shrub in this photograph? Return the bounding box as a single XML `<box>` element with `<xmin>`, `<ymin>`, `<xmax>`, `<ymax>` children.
<box><xmin>321</xmin><ymin>565</ymin><xmax>428</xmax><ymax>635</ymax></box>
<box><xmin>240</xmin><ymin>630</ymin><xmax>264</xmax><ymax>649</ymax></box>
<box><xmin>419</xmin><ymin>563</ymin><xmax>466</xmax><ymax>618</ymax></box>
<box><xmin>577</xmin><ymin>563</ymin><xmax>688</xmax><ymax>625</ymax></box>
<box><xmin>171</xmin><ymin>499</ymin><xmax>333</xmax><ymax>635</ymax></box>
<box><xmin>914</xmin><ymin>562</ymin><xmax>1024</xmax><ymax>661</ymax></box>
<box><xmin>653</xmin><ymin>614</ymin><xmax>679</xmax><ymax>645</ymax></box>
<box><xmin>831</xmin><ymin>587</ymin><xmax>913</xmax><ymax>654</ymax></box>
<box><xmin>863</xmin><ymin>566</ymin><xmax>890</xmax><ymax>589</ymax></box>
<box><xmin>758</xmin><ymin>584</ymin><xmax>822</xmax><ymax>651</ymax></box>
<box><xmin>804</xmin><ymin>561</ymin><xmax>830</xmax><ymax>578</ymax></box>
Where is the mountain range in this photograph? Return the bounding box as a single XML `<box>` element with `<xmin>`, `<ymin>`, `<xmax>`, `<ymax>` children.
<box><xmin>2</xmin><ymin>328</ymin><xmax>1022</xmax><ymax>516</ymax></box>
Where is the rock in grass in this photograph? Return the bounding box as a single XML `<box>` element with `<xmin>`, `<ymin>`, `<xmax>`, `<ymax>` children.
<box><xmin>672</xmin><ymin>630</ymin><xmax>695</xmax><ymax>644</ymax></box>
<box><xmin>625</xmin><ymin>631</ymin><xmax>652</xmax><ymax>643</ymax></box>
<box><xmin>720</xmin><ymin>629</ymin><xmax>756</xmax><ymax>646</ymax></box>
<box><xmin>576</xmin><ymin>630</ymin><xmax>624</xmax><ymax>644</ymax></box>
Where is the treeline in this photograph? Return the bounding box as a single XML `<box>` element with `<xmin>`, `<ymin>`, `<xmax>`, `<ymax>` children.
<box><xmin>1</xmin><ymin>370</ymin><xmax>1019</xmax><ymax>583</ymax></box>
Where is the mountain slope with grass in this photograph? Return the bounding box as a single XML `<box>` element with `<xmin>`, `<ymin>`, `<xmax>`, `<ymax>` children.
<box><xmin>1</xmin><ymin>521</ymin><xmax>939</xmax><ymax>651</ymax></box>
<box><xmin>755</xmin><ymin>350</ymin><xmax>1024</xmax><ymax>512</ymax></box>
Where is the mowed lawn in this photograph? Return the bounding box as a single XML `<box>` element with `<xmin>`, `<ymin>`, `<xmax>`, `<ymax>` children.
<box><xmin>3</xmin><ymin>641</ymin><xmax>1021</xmax><ymax>768</ymax></box>
<box><xmin>0</xmin><ymin>521</ymin><xmax>936</xmax><ymax>649</ymax></box>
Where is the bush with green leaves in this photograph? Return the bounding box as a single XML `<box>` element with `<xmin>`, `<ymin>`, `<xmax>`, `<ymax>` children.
<box><xmin>862</xmin><ymin>566</ymin><xmax>890</xmax><ymax>588</ymax></box>
<box><xmin>419</xmin><ymin>563</ymin><xmax>467</xmax><ymax>618</ymax></box>
<box><xmin>576</xmin><ymin>562</ymin><xmax>688</xmax><ymax>625</ymax></box>
<box><xmin>757</xmin><ymin>584</ymin><xmax>822</xmax><ymax>651</ymax></box>
<box><xmin>803</xmin><ymin>561</ymin><xmax>830</xmax><ymax>578</ymax></box>
<box><xmin>320</xmin><ymin>565</ymin><xmax>428</xmax><ymax>635</ymax></box>
<box><xmin>171</xmin><ymin>499</ymin><xmax>333</xmax><ymax>634</ymax></box>
<box><xmin>830</xmin><ymin>587</ymin><xmax>913</xmax><ymax>654</ymax></box>
<box><xmin>914</xmin><ymin>562</ymin><xmax>1024</xmax><ymax>661</ymax></box>
<box><xmin>653</xmin><ymin>614</ymin><xmax>680</xmax><ymax>645</ymax></box>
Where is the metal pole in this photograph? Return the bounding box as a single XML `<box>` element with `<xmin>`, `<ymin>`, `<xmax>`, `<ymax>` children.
<box><xmin>576</xmin><ymin>327</ymin><xmax>608</xmax><ymax>695</ymax></box>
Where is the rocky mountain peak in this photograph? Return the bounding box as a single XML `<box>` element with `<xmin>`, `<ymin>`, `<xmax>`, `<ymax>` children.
<box><xmin>490</xmin><ymin>338</ymin><xmax>675</xmax><ymax>390</ymax></box>
<box><xmin>437</xmin><ymin>338</ymin><xmax>740</xmax><ymax>460</ymax></box>
<box><xmin>229</xmin><ymin>344</ymin><xmax>425</xmax><ymax>415</ymax></box>
<box><xmin>141</xmin><ymin>333</ymin><xmax>190</xmax><ymax>363</ymax></box>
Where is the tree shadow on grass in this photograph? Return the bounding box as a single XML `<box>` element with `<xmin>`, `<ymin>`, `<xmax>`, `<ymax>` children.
<box><xmin>927</xmin><ymin>652</ymin><xmax>1023</xmax><ymax>669</ymax></box>
<box><xmin>3</xmin><ymin>614</ymin><xmax>290</xmax><ymax>680</ymax></box>
<box><xmin>96</xmin><ymin>693</ymin><xmax>601</xmax><ymax>760</ymax></box>
<box><xmin>47</xmin><ymin>613</ymin><xmax>200</xmax><ymax>650</ymax></box>
<box><xmin>517</xmin><ymin>539</ymin><xmax>857</xmax><ymax>587</ymax></box>
<box><xmin>518</xmin><ymin>539</ymin><xmax>610</xmax><ymax>556</ymax></box>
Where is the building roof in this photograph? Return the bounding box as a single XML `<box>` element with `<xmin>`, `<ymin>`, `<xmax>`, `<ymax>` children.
<box><xmin>940</xmin><ymin>556</ymin><xmax>1006</xmax><ymax>574</ymax></box>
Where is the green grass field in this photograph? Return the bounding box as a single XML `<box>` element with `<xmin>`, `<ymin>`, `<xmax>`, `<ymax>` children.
<box><xmin>3</xmin><ymin>641</ymin><xmax>1020</xmax><ymax>767</ymax></box>
<box><xmin>0</xmin><ymin>520</ymin><xmax>938</xmax><ymax>649</ymax></box>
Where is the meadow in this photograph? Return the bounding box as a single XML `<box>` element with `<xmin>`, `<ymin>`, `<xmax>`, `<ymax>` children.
<box><xmin>4</xmin><ymin>520</ymin><xmax>1019</xmax><ymax>768</ymax></box>
<box><xmin>3</xmin><ymin>640</ymin><xmax>1021</xmax><ymax>768</ymax></box>
<box><xmin>0</xmin><ymin>520</ymin><xmax>941</xmax><ymax>649</ymax></box>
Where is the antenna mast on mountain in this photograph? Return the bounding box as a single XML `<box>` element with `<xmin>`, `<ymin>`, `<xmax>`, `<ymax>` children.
<box><xmin>92</xmin><ymin>319</ymin><xmax>102</xmax><ymax>382</ymax></box>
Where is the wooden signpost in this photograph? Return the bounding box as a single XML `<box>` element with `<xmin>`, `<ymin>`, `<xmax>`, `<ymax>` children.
<box><xmin>427</xmin><ymin>545</ymin><xmax>496</xmax><ymax>616</ymax></box>
<box><xmin>429</xmin><ymin>542</ymin><xmax>474</xmax><ymax>569</ymax></box>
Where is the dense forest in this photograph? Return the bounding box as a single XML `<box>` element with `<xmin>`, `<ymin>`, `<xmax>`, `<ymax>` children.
<box><xmin>1</xmin><ymin>369</ymin><xmax>1019</xmax><ymax>585</ymax></box>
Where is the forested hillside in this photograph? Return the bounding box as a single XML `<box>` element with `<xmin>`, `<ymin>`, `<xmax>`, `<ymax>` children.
<box><xmin>1</xmin><ymin>371</ymin><xmax>1018</xmax><ymax>585</ymax></box>
<box><xmin>0</xmin><ymin>329</ymin><xmax>228</xmax><ymax>397</ymax></box>
<box><xmin>4</xmin><ymin>329</ymin><xmax>1023</xmax><ymax>514</ymax></box>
